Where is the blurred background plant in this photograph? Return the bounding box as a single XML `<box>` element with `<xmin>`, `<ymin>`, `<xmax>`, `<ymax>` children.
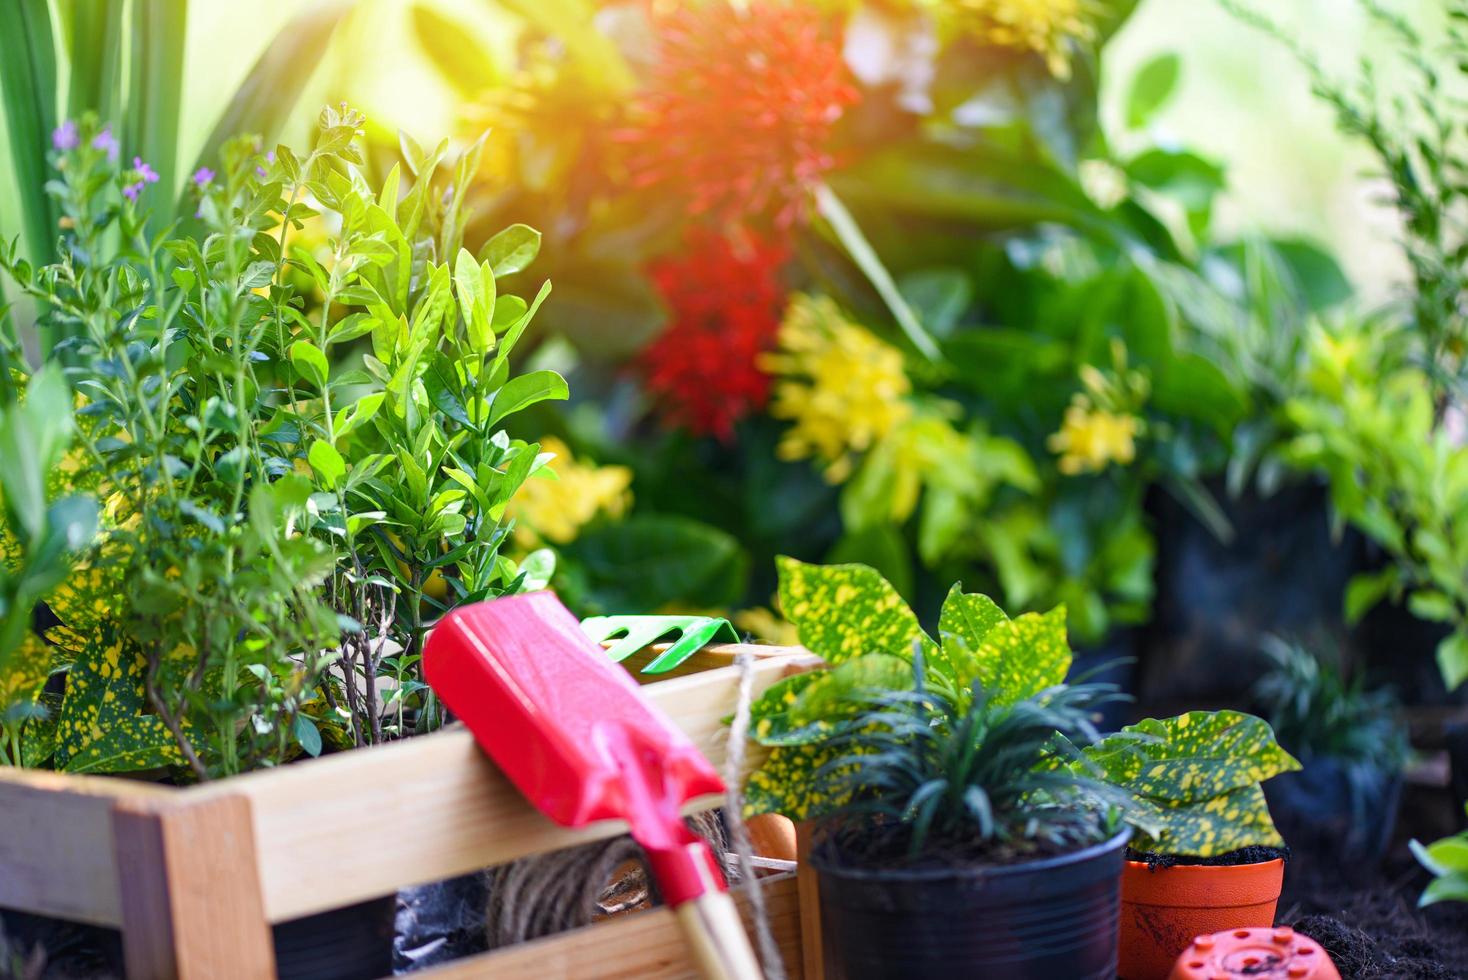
<box><xmin>0</xmin><ymin>0</ymin><xmax>357</xmax><ymax>354</ymax></box>
<box><xmin>1</xmin><ymin>0</ymin><xmax>1465</xmax><ymax>767</ymax></box>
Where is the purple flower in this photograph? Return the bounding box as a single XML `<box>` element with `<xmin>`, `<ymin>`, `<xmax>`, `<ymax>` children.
<box><xmin>191</xmin><ymin>166</ymin><xmax>215</xmax><ymax>188</ymax></box>
<box><xmin>131</xmin><ymin>157</ymin><xmax>160</xmax><ymax>184</ymax></box>
<box><xmin>92</xmin><ymin>126</ymin><xmax>119</xmax><ymax>161</ymax></box>
<box><xmin>52</xmin><ymin>120</ymin><xmax>79</xmax><ymax>151</ymax></box>
<box><xmin>123</xmin><ymin>183</ymin><xmax>142</xmax><ymax>201</ymax></box>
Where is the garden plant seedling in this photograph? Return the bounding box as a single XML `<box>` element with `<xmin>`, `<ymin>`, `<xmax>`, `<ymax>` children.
<box><xmin>424</xmin><ymin>591</ymin><xmax>763</xmax><ymax>980</ymax></box>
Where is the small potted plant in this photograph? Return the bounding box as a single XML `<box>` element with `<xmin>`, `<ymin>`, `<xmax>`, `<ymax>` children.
<box><xmin>808</xmin><ymin>657</ymin><xmax>1133</xmax><ymax>979</ymax></box>
<box><xmin>1082</xmin><ymin>710</ymin><xmax>1301</xmax><ymax>980</ymax></box>
<box><xmin>1253</xmin><ymin>635</ymin><xmax>1407</xmax><ymax>867</ymax></box>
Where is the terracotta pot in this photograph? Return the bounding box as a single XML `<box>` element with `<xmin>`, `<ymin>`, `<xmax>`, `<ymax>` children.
<box><xmin>1119</xmin><ymin>858</ymin><xmax>1285</xmax><ymax>980</ymax></box>
<box><xmin>746</xmin><ymin>812</ymin><xmax>799</xmax><ymax>862</ymax></box>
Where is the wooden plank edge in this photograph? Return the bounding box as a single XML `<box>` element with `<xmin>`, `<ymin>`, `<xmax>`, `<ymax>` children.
<box><xmin>410</xmin><ymin>873</ymin><xmax>803</xmax><ymax>980</ymax></box>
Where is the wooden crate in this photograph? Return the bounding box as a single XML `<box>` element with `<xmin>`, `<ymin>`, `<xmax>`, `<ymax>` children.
<box><xmin>0</xmin><ymin>644</ymin><xmax>820</xmax><ymax>979</ymax></box>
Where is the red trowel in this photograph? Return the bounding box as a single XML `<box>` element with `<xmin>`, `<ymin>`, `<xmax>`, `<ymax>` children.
<box><xmin>423</xmin><ymin>591</ymin><xmax>764</xmax><ymax>980</ymax></box>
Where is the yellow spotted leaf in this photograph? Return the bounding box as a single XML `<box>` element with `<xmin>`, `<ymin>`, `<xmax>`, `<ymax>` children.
<box><xmin>969</xmin><ymin>606</ymin><xmax>1071</xmax><ymax>707</ymax></box>
<box><xmin>1126</xmin><ymin>783</ymin><xmax>1285</xmax><ymax>857</ymax></box>
<box><xmin>775</xmin><ymin>556</ymin><xmax>934</xmax><ymax>666</ymax></box>
<box><xmin>55</xmin><ymin>626</ymin><xmax>185</xmax><ymax>774</ymax></box>
<box><xmin>934</xmin><ymin>584</ymin><xmax>1008</xmax><ymax>686</ymax></box>
<box><xmin>0</xmin><ymin>633</ymin><xmax>53</xmax><ymax>721</ymax></box>
<box><xmin>1084</xmin><ymin>711</ymin><xmax>1301</xmax><ymax>804</ymax></box>
<box><xmin>748</xmin><ymin>653</ymin><xmax>912</xmax><ymax>746</ymax></box>
<box><xmin>743</xmin><ymin>740</ymin><xmax>859</xmax><ymax>821</ymax></box>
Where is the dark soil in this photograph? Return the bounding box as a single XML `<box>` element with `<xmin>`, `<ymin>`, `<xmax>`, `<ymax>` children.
<box><xmin>1279</xmin><ymin>851</ymin><xmax>1468</xmax><ymax>980</ymax></box>
<box><xmin>1125</xmin><ymin>844</ymin><xmax>1290</xmax><ymax>871</ymax></box>
<box><xmin>813</xmin><ymin>813</ymin><xmax>1113</xmax><ymax>873</ymax></box>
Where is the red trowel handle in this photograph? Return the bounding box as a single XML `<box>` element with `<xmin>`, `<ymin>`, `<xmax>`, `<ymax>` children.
<box><xmin>643</xmin><ymin>839</ymin><xmax>762</xmax><ymax>980</ymax></box>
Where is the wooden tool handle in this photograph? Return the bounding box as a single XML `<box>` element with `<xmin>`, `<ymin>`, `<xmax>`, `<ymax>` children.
<box><xmin>675</xmin><ymin>890</ymin><xmax>765</xmax><ymax>980</ymax></box>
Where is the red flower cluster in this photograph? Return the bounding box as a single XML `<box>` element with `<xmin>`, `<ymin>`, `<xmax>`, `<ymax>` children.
<box><xmin>638</xmin><ymin>229</ymin><xmax>789</xmax><ymax>439</ymax></box>
<box><xmin>619</xmin><ymin>1</ymin><xmax>859</xmax><ymax>228</ymax></box>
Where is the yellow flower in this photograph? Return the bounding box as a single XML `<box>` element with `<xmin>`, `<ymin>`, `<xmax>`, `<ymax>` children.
<box><xmin>920</xmin><ymin>0</ymin><xmax>1097</xmax><ymax>78</ymax></box>
<box><xmin>761</xmin><ymin>294</ymin><xmax>912</xmax><ymax>483</ymax></box>
<box><xmin>507</xmin><ymin>438</ymin><xmax>632</xmax><ymax>548</ymax></box>
<box><xmin>1048</xmin><ymin>398</ymin><xmax>1140</xmax><ymax>475</ymax></box>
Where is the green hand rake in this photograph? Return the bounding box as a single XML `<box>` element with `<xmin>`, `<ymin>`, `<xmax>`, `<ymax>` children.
<box><xmin>581</xmin><ymin>615</ymin><xmax>741</xmax><ymax>674</ymax></box>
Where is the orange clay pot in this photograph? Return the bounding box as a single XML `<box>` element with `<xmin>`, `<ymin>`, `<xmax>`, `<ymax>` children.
<box><xmin>1168</xmin><ymin>925</ymin><xmax>1341</xmax><ymax>979</ymax></box>
<box><xmin>1119</xmin><ymin>858</ymin><xmax>1285</xmax><ymax>980</ymax></box>
<box><xmin>745</xmin><ymin>813</ymin><xmax>798</xmax><ymax>862</ymax></box>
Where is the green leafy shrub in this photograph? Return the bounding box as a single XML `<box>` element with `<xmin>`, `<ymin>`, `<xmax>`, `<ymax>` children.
<box><xmin>0</xmin><ymin>107</ymin><xmax>563</xmax><ymax>776</ymax></box>
<box><xmin>1412</xmin><ymin>812</ymin><xmax>1468</xmax><ymax>905</ymax></box>
<box><xmin>744</xmin><ymin>558</ymin><xmax>1299</xmax><ymax>859</ymax></box>
<box><xmin>1284</xmin><ymin>322</ymin><xmax>1468</xmax><ymax>690</ymax></box>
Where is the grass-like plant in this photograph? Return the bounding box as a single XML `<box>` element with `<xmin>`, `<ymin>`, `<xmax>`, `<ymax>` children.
<box><xmin>815</xmin><ymin>652</ymin><xmax>1124</xmax><ymax>863</ymax></box>
<box><xmin>1253</xmin><ymin>635</ymin><xmax>1406</xmax><ymax>770</ymax></box>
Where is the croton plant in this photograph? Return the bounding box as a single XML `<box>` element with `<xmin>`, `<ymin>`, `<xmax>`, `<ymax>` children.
<box><xmin>744</xmin><ymin>558</ymin><xmax>1300</xmax><ymax>857</ymax></box>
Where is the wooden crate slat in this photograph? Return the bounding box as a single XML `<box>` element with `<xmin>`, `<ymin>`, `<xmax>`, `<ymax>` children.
<box><xmin>112</xmin><ymin>793</ymin><xmax>275</xmax><ymax>979</ymax></box>
<box><xmin>0</xmin><ymin>769</ymin><xmax>170</xmax><ymax>926</ymax></box>
<box><xmin>198</xmin><ymin>654</ymin><xmax>804</xmax><ymax>922</ymax></box>
<box><xmin>415</xmin><ymin>873</ymin><xmax>803</xmax><ymax>980</ymax></box>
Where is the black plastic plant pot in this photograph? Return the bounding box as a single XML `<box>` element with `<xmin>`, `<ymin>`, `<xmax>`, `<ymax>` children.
<box><xmin>272</xmin><ymin>895</ymin><xmax>396</xmax><ymax>980</ymax></box>
<box><xmin>812</xmin><ymin>827</ymin><xmax>1131</xmax><ymax>980</ymax></box>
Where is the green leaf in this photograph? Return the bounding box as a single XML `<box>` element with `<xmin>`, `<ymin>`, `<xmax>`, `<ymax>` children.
<box><xmin>581</xmin><ymin>614</ymin><xmax>740</xmax><ymax>674</ymax></box>
<box><xmin>0</xmin><ymin>634</ymin><xmax>53</xmax><ymax>725</ymax></box>
<box><xmin>775</xmin><ymin>557</ymin><xmax>934</xmax><ymax>666</ymax></box>
<box><xmin>190</xmin><ymin>2</ymin><xmax>354</xmax><ymax>188</ymax></box>
<box><xmin>1409</xmin><ymin>590</ymin><xmax>1458</xmax><ymax>624</ymax></box>
<box><xmin>487</xmin><ymin>370</ymin><xmax>568</xmax><ymax>428</ymax></box>
<box><xmin>55</xmin><ymin>627</ymin><xmax>185</xmax><ymax>774</ymax></box>
<box><xmin>454</xmin><ymin>248</ymin><xmax>495</xmax><ymax>354</ymax></box>
<box><xmin>562</xmin><ymin>516</ymin><xmax>747</xmax><ymax>612</ymax></box>
<box><xmin>747</xmin><ymin>653</ymin><xmax>911</xmax><ymax>746</ymax></box>
<box><xmin>1124</xmin><ymin>783</ymin><xmax>1285</xmax><ymax>857</ymax></box>
<box><xmin>308</xmin><ymin>439</ymin><xmax>346</xmax><ymax>489</ymax></box>
<box><xmin>67</xmin><ymin>0</ymin><xmax>126</xmax><ymax>123</ymax></box>
<box><xmin>744</xmin><ymin>740</ymin><xmax>857</xmax><ymax>821</ymax></box>
<box><xmin>334</xmin><ymin>392</ymin><xmax>385</xmax><ymax>440</ymax></box>
<box><xmin>934</xmin><ymin>585</ymin><xmax>1008</xmax><ymax>689</ymax></box>
<box><xmin>0</xmin><ymin>0</ymin><xmax>59</xmax><ymax>265</ymax></box>
<box><xmin>293</xmin><ymin>712</ymin><xmax>322</xmax><ymax>758</ymax></box>
<box><xmin>126</xmin><ymin>0</ymin><xmax>187</xmax><ymax>218</ymax></box>
<box><xmin>289</xmin><ymin>340</ymin><xmax>330</xmax><ymax>390</ymax></box>
<box><xmin>967</xmin><ymin>607</ymin><xmax>1073</xmax><ymax>708</ymax></box>
<box><xmin>518</xmin><ymin>548</ymin><xmax>556</xmax><ymax>591</ymax></box>
<box><xmin>1437</xmin><ymin>631</ymin><xmax>1468</xmax><ymax>691</ymax></box>
<box><xmin>480</xmin><ymin>223</ymin><xmax>542</xmax><ymax>277</ymax></box>
<box><xmin>814</xmin><ymin>183</ymin><xmax>939</xmax><ymax>361</ymax></box>
<box><xmin>1345</xmin><ymin>567</ymin><xmax>1399</xmax><ymax>625</ymax></box>
<box><xmin>410</xmin><ymin>3</ymin><xmax>500</xmax><ymax>98</ymax></box>
<box><xmin>1085</xmin><ymin>711</ymin><xmax>1300</xmax><ymax>803</ymax></box>
<box><xmin>1125</xmin><ymin>52</ymin><xmax>1180</xmax><ymax>129</ymax></box>
<box><xmin>1420</xmin><ymin>873</ymin><xmax>1468</xmax><ymax>906</ymax></box>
